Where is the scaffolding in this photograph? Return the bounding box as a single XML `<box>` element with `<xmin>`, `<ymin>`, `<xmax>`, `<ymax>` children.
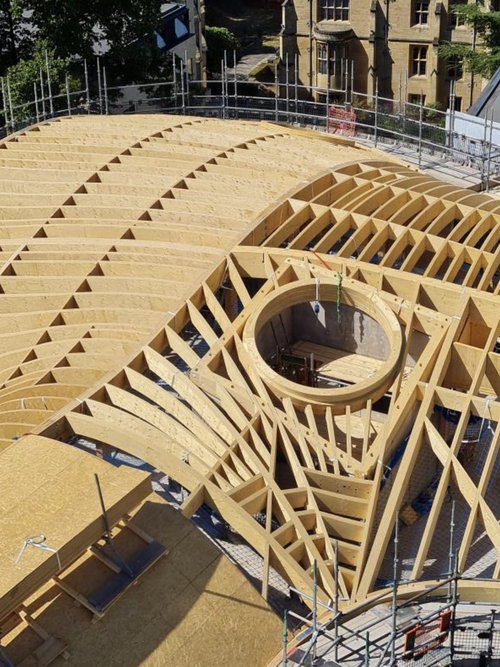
<box><xmin>279</xmin><ymin>511</ymin><xmax>500</xmax><ymax>667</ymax></box>
<box><xmin>1</xmin><ymin>54</ymin><xmax>500</xmax><ymax>191</ymax></box>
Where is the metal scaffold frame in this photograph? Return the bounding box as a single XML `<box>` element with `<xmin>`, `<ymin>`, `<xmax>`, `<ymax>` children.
<box><xmin>1</xmin><ymin>53</ymin><xmax>500</xmax><ymax>191</ymax></box>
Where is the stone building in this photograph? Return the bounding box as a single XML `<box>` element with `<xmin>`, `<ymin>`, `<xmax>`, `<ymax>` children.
<box><xmin>280</xmin><ymin>0</ymin><xmax>499</xmax><ymax>110</ymax></box>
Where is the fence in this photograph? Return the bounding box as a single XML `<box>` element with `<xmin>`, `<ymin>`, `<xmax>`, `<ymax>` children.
<box><xmin>1</xmin><ymin>56</ymin><xmax>500</xmax><ymax>190</ymax></box>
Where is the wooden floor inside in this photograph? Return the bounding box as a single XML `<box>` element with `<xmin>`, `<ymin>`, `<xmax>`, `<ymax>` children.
<box><xmin>291</xmin><ymin>340</ymin><xmax>384</xmax><ymax>387</ymax></box>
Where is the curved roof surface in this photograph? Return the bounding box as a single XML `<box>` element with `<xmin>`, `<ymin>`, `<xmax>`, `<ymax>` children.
<box><xmin>1</xmin><ymin>115</ymin><xmax>499</xmax><ymax>617</ymax></box>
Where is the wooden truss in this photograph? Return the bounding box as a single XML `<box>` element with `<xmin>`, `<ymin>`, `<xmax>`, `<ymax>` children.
<box><xmin>0</xmin><ymin>116</ymin><xmax>498</xmax><ymax>613</ymax></box>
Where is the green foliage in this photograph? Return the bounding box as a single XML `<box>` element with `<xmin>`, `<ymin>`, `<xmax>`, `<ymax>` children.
<box><xmin>5</xmin><ymin>40</ymin><xmax>78</xmax><ymax>120</ymax></box>
<box><xmin>23</xmin><ymin>0</ymin><xmax>163</xmax><ymax>61</ymax></box>
<box><xmin>1</xmin><ymin>0</ymin><xmax>166</xmax><ymax>82</ymax></box>
<box><xmin>205</xmin><ymin>26</ymin><xmax>240</xmax><ymax>73</ymax></box>
<box><xmin>439</xmin><ymin>1</ymin><xmax>500</xmax><ymax>77</ymax></box>
<box><xmin>0</xmin><ymin>0</ymin><xmax>31</xmax><ymax>71</ymax></box>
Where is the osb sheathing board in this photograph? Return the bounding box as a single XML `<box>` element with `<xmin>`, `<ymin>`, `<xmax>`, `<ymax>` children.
<box><xmin>6</xmin><ymin>495</ymin><xmax>282</xmax><ymax>667</ymax></box>
<box><xmin>0</xmin><ymin>435</ymin><xmax>151</xmax><ymax>621</ymax></box>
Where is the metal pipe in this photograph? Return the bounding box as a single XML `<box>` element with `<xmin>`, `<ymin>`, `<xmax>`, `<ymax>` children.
<box><xmin>96</xmin><ymin>57</ymin><xmax>103</xmax><ymax>114</ymax></box>
<box><xmin>173</xmin><ymin>53</ymin><xmax>177</xmax><ymax>103</ymax></box>
<box><xmin>39</xmin><ymin>68</ymin><xmax>46</xmax><ymax>119</ymax></box>
<box><xmin>285</xmin><ymin>52</ymin><xmax>289</xmax><ymax>117</ymax></box>
<box><xmin>449</xmin><ymin>551</ymin><xmax>459</xmax><ymax>664</ymax></box>
<box><xmin>180</xmin><ymin>58</ymin><xmax>186</xmax><ymax>115</ymax></box>
<box><xmin>485</xmin><ymin>109</ymin><xmax>494</xmax><ymax>192</ymax></box>
<box><xmin>6</xmin><ymin>75</ymin><xmax>14</xmax><ymax>131</ymax></box>
<box><xmin>447</xmin><ymin>499</ymin><xmax>456</xmax><ymax>597</ymax></box>
<box><xmin>282</xmin><ymin>610</ymin><xmax>288</xmax><ymax>666</ymax></box>
<box><xmin>34</xmin><ymin>82</ymin><xmax>40</xmax><ymax>123</ymax></box>
<box><xmin>374</xmin><ymin>79</ymin><xmax>379</xmax><ymax>147</ymax></box>
<box><xmin>220</xmin><ymin>58</ymin><xmax>225</xmax><ymax>118</ymax></box>
<box><xmin>234</xmin><ymin>49</ymin><xmax>238</xmax><ymax>109</ymax></box>
<box><xmin>103</xmin><ymin>66</ymin><xmax>109</xmax><ymax>115</ymax></box>
<box><xmin>418</xmin><ymin>91</ymin><xmax>424</xmax><ymax>168</ymax></box>
<box><xmin>223</xmin><ymin>49</ymin><xmax>228</xmax><ymax>113</ymax></box>
<box><xmin>308</xmin><ymin>0</ymin><xmax>313</xmax><ymax>92</ymax></box>
<box><xmin>275</xmin><ymin>58</ymin><xmax>279</xmax><ymax>122</ymax></box>
<box><xmin>326</xmin><ymin>50</ymin><xmax>330</xmax><ymax>133</ymax></box>
<box><xmin>295</xmin><ymin>53</ymin><xmax>299</xmax><ymax>124</ymax></box>
<box><xmin>350</xmin><ymin>59</ymin><xmax>354</xmax><ymax>105</ymax></box>
<box><xmin>84</xmin><ymin>59</ymin><xmax>90</xmax><ymax>113</ymax></box>
<box><xmin>334</xmin><ymin>539</ymin><xmax>339</xmax><ymax>662</ymax></box>
<box><xmin>1</xmin><ymin>77</ymin><xmax>9</xmax><ymax>133</ymax></box>
<box><xmin>344</xmin><ymin>57</ymin><xmax>348</xmax><ymax>108</ymax></box>
<box><xmin>390</xmin><ymin>517</ymin><xmax>399</xmax><ymax>665</ymax></box>
<box><xmin>312</xmin><ymin>559</ymin><xmax>318</xmax><ymax>663</ymax></box>
<box><xmin>65</xmin><ymin>75</ymin><xmax>71</xmax><ymax>116</ymax></box>
<box><xmin>45</xmin><ymin>49</ymin><xmax>54</xmax><ymax>117</ymax></box>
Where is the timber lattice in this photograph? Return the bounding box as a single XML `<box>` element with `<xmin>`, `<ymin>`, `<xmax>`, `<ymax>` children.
<box><xmin>0</xmin><ymin>115</ymin><xmax>498</xmax><ymax>614</ymax></box>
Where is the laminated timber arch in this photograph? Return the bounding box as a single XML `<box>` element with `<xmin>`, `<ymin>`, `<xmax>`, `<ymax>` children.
<box><xmin>0</xmin><ymin>115</ymin><xmax>499</xmax><ymax>615</ymax></box>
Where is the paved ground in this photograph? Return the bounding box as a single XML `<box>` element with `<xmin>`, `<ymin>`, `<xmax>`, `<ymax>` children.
<box><xmin>226</xmin><ymin>52</ymin><xmax>278</xmax><ymax>81</ymax></box>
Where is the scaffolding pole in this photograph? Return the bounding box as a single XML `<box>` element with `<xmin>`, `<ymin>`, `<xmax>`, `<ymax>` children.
<box><xmin>39</xmin><ymin>68</ymin><xmax>46</xmax><ymax>119</ymax></box>
<box><xmin>448</xmin><ymin>499</ymin><xmax>456</xmax><ymax>598</ymax></box>
<box><xmin>334</xmin><ymin>540</ymin><xmax>339</xmax><ymax>663</ymax></box>
<box><xmin>96</xmin><ymin>57</ymin><xmax>103</xmax><ymax>114</ymax></box>
<box><xmin>282</xmin><ymin>610</ymin><xmax>288</xmax><ymax>667</ymax></box>
<box><xmin>350</xmin><ymin>60</ymin><xmax>354</xmax><ymax>105</ymax></box>
<box><xmin>295</xmin><ymin>53</ymin><xmax>299</xmax><ymax>124</ymax></box>
<box><xmin>173</xmin><ymin>54</ymin><xmax>177</xmax><ymax>105</ymax></box>
<box><xmin>84</xmin><ymin>59</ymin><xmax>90</xmax><ymax>113</ymax></box>
<box><xmin>45</xmin><ymin>50</ymin><xmax>54</xmax><ymax>117</ymax></box>
<box><xmin>33</xmin><ymin>82</ymin><xmax>40</xmax><ymax>124</ymax></box>
<box><xmin>103</xmin><ymin>67</ymin><xmax>109</xmax><ymax>115</ymax></box>
<box><xmin>225</xmin><ymin>55</ymin><xmax>229</xmax><ymax>116</ymax></box>
<box><xmin>312</xmin><ymin>559</ymin><xmax>318</xmax><ymax>665</ymax></box>
<box><xmin>448</xmin><ymin>79</ymin><xmax>456</xmax><ymax>149</ymax></box>
<box><xmin>180</xmin><ymin>58</ymin><xmax>186</xmax><ymax>115</ymax></box>
<box><xmin>285</xmin><ymin>52</ymin><xmax>289</xmax><ymax>117</ymax></box>
<box><xmin>449</xmin><ymin>552</ymin><xmax>459</xmax><ymax>665</ymax></box>
<box><xmin>1</xmin><ymin>77</ymin><xmax>9</xmax><ymax>133</ymax></box>
<box><xmin>65</xmin><ymin>75</ymin><xmax>71</xmax><ymax>116</ymax></box>
<box><xmin>6</xmin><ymin>75</ymin><xmax>14</xmax><ymax>132</ymax></box>
<box><xmin>220</xmin><ymin>59</ymin><xmax>225</xmax><ymax>119</ymax></box>
<box><xmin>234</xmin><ymin>50</ymin><xmax>238</xmax><ymax>110</ymax></box>
<box><xmin>325</xmin><ymin>53</ymin><xmax>330</xmax><ymax>133</ymax></box>
<box><xmin>390</xmin><ymin>518</ymin><xmax>399</xmax><ymax>665</ymax></box>
<box><xmin>275</xmin><ymin>59</ymin><xmax>279</xmax><ymax>122</ymax></box>
<box><xmin>418</xmin><ymin>92</ymin><xmax>424</xmax><ymax>168</ymax></box>
<box><xmin>185</xmin><ymin>49</ymin><xmax>190</xmax><ymax>110</ymax></box>
<box><xmin>485</xmin><ymin>110</ymin><xmax>495</xmax><ymax>192</ymax></box>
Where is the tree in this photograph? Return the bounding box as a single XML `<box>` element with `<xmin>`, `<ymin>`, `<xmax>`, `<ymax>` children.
<box><xmin>205</xmin><ymin>26</ymin><xmax>240</xmax><ymax>74</ymax></box>
<box><xmin>439</xmin><ymin>1</ymin><xmax>500</xmax><ymax>78</ymax></box>
<box><xmin>0</xmin><ymin>0</ymin><xmax>32</xmax><ymax>71</ymax></box>
<box><xmin>22</xmin><ymin>0</ymin><xmax>163</xmax><ymax>62</ymax></box>
<box><xmin>5</xmin><ymin>39</ymin><xmax>78</xmax><ymax>121</ymax></box>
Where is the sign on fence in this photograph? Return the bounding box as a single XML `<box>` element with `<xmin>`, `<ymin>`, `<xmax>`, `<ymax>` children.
<box><xmin>327</xmin><ymin>106</ymin><xmax>356</xmax><ymax>137</ymax></box>
<box><xmin>403</xmin><ymin>610</ymin><xmax>452</xmax><ymax>660</ymax></box>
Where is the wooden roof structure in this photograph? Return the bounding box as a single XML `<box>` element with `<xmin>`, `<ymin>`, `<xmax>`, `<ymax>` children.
<box><xmin>1</xmin><ymin>115</ymin><xmax>499</xmax><ymax>632</ymax></box>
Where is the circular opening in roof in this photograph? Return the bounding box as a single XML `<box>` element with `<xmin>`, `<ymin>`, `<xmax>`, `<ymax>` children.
<box><xmin>243</xmin><ymin>278</ymin><xmax>403</xmax><ymax>412</ymax></box>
